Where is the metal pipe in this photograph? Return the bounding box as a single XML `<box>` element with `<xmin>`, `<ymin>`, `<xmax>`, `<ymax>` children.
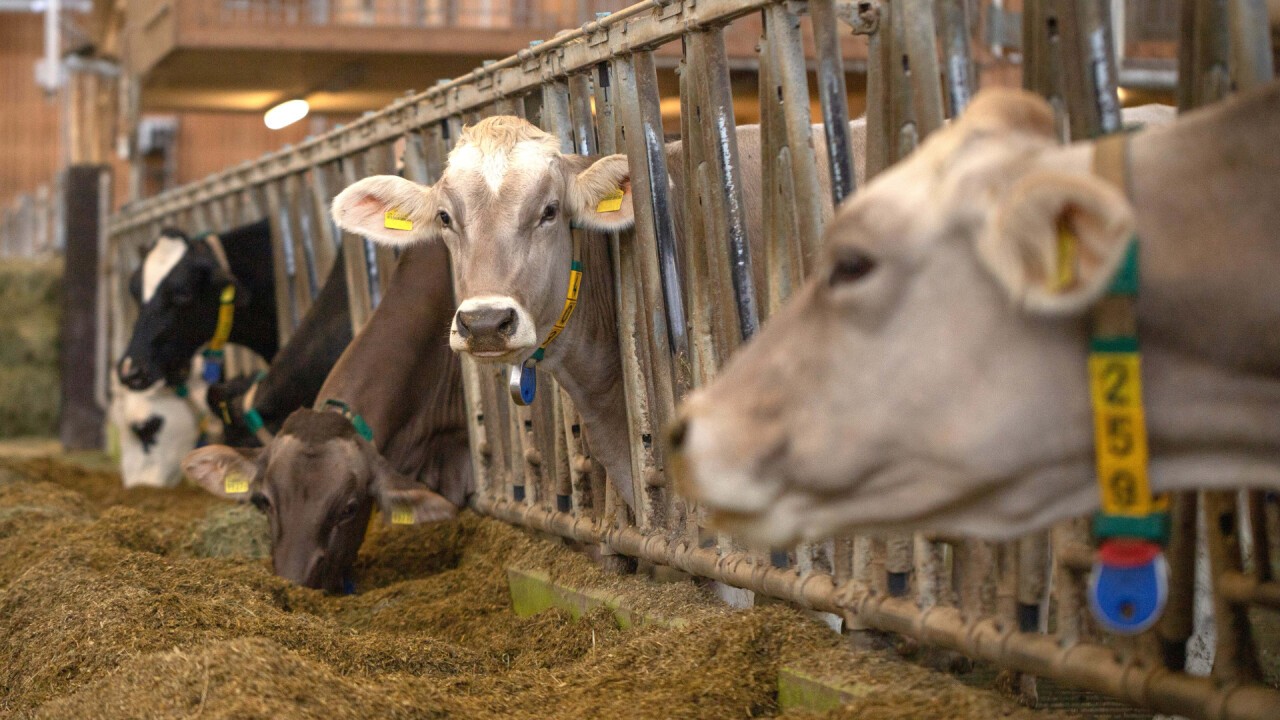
<box><xmin>474</xmin><ymin>494</ymin><xmax>1280</xmax><ymax>720</ymax></box>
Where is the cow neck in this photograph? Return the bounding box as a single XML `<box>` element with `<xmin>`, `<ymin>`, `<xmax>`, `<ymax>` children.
<box><xmin>315</xmin><ymin>242</ymin><xmax>467</xmax><ymax>475</ymax></box>
<box><xmin>509</xmin><ymin>232</ymin><xmax>583</xmax><ymax>405</ymax></box>
<box><xmin>531</xmin><ymin>231</ymin><xmax>635</xmax><ymax>507</ymax></box>
<box><xmin>216</xmin><ymin>219</ymin><xmax>279</xmax><ymax>363</ymax></box>
<box><xmin>197</xmin><ymin>233</ymin><xmax>239</xmax><ymax>385</ymax></box>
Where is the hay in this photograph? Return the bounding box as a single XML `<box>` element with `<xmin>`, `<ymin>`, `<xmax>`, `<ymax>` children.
<box><xmin>0</xmin><ymin>259</ymin><xmax>61</xmax><ymax>438</ymax></box>
<box><xmin>0</xmin><ymin>455</ymin><xmax>1076</xmax><ymax>719</ymax></box>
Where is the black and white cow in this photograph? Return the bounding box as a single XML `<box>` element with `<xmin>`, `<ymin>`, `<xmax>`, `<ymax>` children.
<box><xmin>118</xmin><ymin>220</ymin><xmax>278</xmax><ymax>391</ymax></box>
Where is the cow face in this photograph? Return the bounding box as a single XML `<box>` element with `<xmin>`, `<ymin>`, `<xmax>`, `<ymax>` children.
<box><xmin>118</xmin><ymin>230</ymin><xmax>245</xmax><ymax>390</ymax></box>
<box><xmin>330</xmin><ymin>117</ymin><xmax>634</xmax><ymax>365</ymax></box>
<box><xmin>183</xmin><ymin>409</ymin><xmax>456</xmax><ymax>592</ymax></box>
<box><xmin>673</xmin><ymin>89</ymin><xmax>1142</xmax><ymax>545</ymax></box>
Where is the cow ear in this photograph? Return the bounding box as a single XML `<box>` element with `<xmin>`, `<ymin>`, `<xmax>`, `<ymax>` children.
<box><xmin>978</xmin><ymin>170</ymin><xmax>1134</xmax><ymax>316</ymax></box>
<box><xmin>569</xmin><ymin>154</ymin><xmax>635</xmax><ymax>232</ymax></box>
<box><xmin>331</xmin><ymin>175</ymin><xmax>439</xmax><ymax>246</ymax></box>
<box><xmin>182</xmin><ymin>445</ymin><xmax>261</xmax><ymax>500</ymax></box>
<box><xmin>370</xmin><ymin>453</ymin><xmax>457</xmax><ymax>525</ymax></box>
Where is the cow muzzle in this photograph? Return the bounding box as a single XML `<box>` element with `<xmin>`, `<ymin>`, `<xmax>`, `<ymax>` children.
<box><xmin>669</xmin><ymin>404</ymin><xmax>788</xmax><ymax>526</ymax></box>
<box><xmin>118</xmin><ymin>356</ymin><xmax>160</xmax><ymax>391</ymax></box>
<box><xmin>450</xmin><ymin>296</ymin><xmax>537</xmax><ymax>361</ymax></box>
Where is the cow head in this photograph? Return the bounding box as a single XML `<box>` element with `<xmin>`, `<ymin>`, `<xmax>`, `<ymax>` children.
<box><xmin>330</xmin><ymin>116</ymin><xmax>633</xmax><ymax>365</ymax></box>
<box><xmin>118</xmin><ymin>229</ymin><xmax>246</xmax><ymax>390</ymax></box>
<box><xmin>182</xmin><ymin>409</ymin><xmax>456</xmax><ymax>592</ymax></box>
<box><xmin>673</xmin><ymin>88</ymin><xmax>1143</xmax><ymax>545</ymax></box>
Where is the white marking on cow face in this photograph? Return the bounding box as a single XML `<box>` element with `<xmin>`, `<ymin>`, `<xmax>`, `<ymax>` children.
<box><xmin>451</xmin><ymin>294</ymin><xmax>537</xmax><ymax>361</ymax></box>
<box><xmin>448</xmin><ymin>138</ymin><xmax>558</xmax><ymax>194</ymax></box>
<box><xmin>142</xmin><ymin>236</ymin><xmax>187</xmax><ymax>302</ymax></box>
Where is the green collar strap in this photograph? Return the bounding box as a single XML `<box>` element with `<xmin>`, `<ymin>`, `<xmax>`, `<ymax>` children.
<box><xmin>322</xmin><ymin>399</ymin><xmax>374</xmax><ymax>442</ymax></box>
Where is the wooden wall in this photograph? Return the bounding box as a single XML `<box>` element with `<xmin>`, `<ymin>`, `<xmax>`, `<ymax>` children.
<box><xmin>173</xmin><ymin>112</ymin><xmax>319</xmax><ymax>188</ymax></box>
<box><xmin>0</xmin><ymin>16</ymin><xmax>62</xmax><ymax>211</ymax></box>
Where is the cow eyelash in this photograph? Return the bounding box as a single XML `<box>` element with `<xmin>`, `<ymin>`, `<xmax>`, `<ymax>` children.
<box><xmin>539</xmin><ymin>203</ymin><xmax>558</xmax><ymax>225</ymax></box>
<box><xmin>828</xmin><ymin>252</ymin><xmax>877</xmax><ymax>287</ymax></box>
<box><xmin>438</xmin><ymin>210</ymin><xmax>452</xmax><ymax>228</ymax></box>
<box><xmin>251</xmin><ymin>492</ymin><xmax>271</xmax><ymax>513</ymax></box>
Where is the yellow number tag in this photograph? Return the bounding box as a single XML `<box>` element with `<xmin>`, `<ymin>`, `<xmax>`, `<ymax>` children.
<box><xmin>595</xmin><ymin>189</ymin><xmax>625</xmax><ymax>214</ymax></box>
<box><xmin>390</xmin><ymin>504</ymin><xmax>414</xmax><ymax>525</ymax></box>
<box><xmin>384</xmin><ymin>209</ymin><xmax>414</xmax><ymax>231</ymax></box>
<box><xmin>223</xmin><ymin>471</ymin><xmax>249</xmax><ymax>496</ymax></box>
<box><xmin>1088</xmin><ymin>352</ymin><xmax>1162</xmax><ymax>515</ymax></box>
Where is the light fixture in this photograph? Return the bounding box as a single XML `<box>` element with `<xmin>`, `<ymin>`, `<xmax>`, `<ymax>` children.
<box><xmin>264</xmin><ymin>98</ymin><xmax>310</xmax><ymax>130</ymax></box>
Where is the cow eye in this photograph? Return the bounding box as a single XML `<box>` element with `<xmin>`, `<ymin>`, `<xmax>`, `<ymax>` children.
<box><xmin>171</xmin><ymin>289</ymin><xmax>194</xmax><ymax>305</ymax></box>
<box><xmin>250</xmin><ymin>492</ymin><xmax>271</xmax><ymax>513</ymax></box>
<box><xmin>340</xmin><ymin>499</ymin><xmax>360</xmax><ymax>521</ymax></box>
<box><xmin>437</xmin><ymin>210</ymin><xmax>452</xmax><ymax>228</ymax></box>
<box><xmin>828</xmin><ymin>252</ymin><xmax>877</xmax><ymax>287</ymax></box>
<box><xmin>539</xmin><ymin>203</ymin><xmax>558</xmax><ymax>225</ymax></box>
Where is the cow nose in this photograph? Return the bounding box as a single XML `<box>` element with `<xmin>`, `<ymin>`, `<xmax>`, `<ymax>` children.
<box><xmin>118</xmin><ymin>356</ymin><xmax>149</xmax><ymax>390</ymax></box>
<box><xmin>455</xmin><ymin>307</ymin><xmax>517</xmax><ymax>339</ymax></box>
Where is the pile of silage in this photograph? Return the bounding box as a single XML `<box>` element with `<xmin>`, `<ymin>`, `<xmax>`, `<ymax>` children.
<box><xmin>0</xmin><ymin>454</ymin><xmax>1073</xmax><ymax>720</ymax></box>
<box><xmin>0</xmin><ymin>259</ymin><xmax>62</xmax><ymax>437</ymax></box>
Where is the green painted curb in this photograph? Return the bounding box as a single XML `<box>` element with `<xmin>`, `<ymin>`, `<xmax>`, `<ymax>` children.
<box><xmin>777</xmin><ymin>667</ymin><xmax>872</xmax><ymax>712</ymax></box>
<box><xmin>506</xmin><ymin>568</ymin><xmax>686</xmax><ymax>629</ymax></box>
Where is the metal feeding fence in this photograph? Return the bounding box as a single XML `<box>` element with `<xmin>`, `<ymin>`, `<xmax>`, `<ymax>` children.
<box><xmin>1</xmin><ymin>185</ymin><xmax>61</xmax><ymax>259</ymax></box>
<box><xmin>104</xmin><ymin>1</ymin><xmax>1280</xmax><ymax>718</ymax></box>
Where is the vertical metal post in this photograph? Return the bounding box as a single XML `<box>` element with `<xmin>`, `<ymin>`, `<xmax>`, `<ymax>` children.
<box><xmin>338</xmin><ymin>156</ymin><xmax>375</xmax><ymax>332</ymax></box>
<box><xmin>263</xmin><ymin>179</ymin><xmax>299</xmax><ymax>344</ymax></box>
<box><xmin>809</xmin><ymin>0</ymin><xmax>857</xmax><ymax>205</ymax></box>
<box><xmin>937</xmin><ymin>0</ymin><xmax>978</xmax><ymax>116</ymax></box>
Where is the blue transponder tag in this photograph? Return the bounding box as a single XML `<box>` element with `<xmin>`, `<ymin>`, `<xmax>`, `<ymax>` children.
<box><xmin>202</xmin><ymin>359</ymin><xmax>223</xmax><ymax>385</ymax></box>
<box><xmin>1088</xmin><ymin>540</ymin><xmax>1168</xmax><ymax>635</ymax></box>
<box><xmin>519</xmin><ymin>364</ymin><xmax>536</xmax><ymax>404</ymax></box>
<box><xmin>342</xmin><ymin>576</ymin><xmax>357</xmax><ymax>595</ymax></box>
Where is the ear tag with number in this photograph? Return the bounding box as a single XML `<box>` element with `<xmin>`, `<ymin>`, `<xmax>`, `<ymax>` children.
<box><xmin>1089</xmin><ymin>539</ymin><xmax>1168</xmax><ymax>634</ymax></box>
<box><xmin>384</xmin><ymin>209</ymin><xmax>413</xmax><ymax>231</ymax></box>
<box><xmin>223</xmin><ymin>471</ymin><xmax>249</xmax><ymax>496</ymax></box>
<box><xmin>595</xmin><ymin>189</ymin><xmax>625</xmax><ymax>214</ymax></box>
<box><xmin>390</xmin><ymin>504</ymin><xmax>414</xmax><ymax>525</ymax></box>
<box><xmin>509</xmin><ymin>363</ymin><xmax>536</xmax><ymax>406</ymax></box>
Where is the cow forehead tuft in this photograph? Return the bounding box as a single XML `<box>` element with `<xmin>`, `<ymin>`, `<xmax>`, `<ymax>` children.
<box><xmin>279</xmin><ymin>409</ymin><xmax>359</xmax><ymax>445</ymax></box>
<box><xmin>141</xmin><ymin>236</ymin><xmax>188</xmax><ymax>303</ymax></box>
<box><xmin>450</xmin><ymin>117</ymin><xmax>561</xmax><ymax>194</ymax></box>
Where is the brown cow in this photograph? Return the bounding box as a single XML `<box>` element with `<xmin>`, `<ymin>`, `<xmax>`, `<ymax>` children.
<box><xmin>182</xmin><ymin>242</ymin><xmax>470</xmax><ymax>592</ymax></box>
<box><xmin>673</xmin><ymin>85</ymin><xmax>1278</xmax><ymax>545</ymax></box>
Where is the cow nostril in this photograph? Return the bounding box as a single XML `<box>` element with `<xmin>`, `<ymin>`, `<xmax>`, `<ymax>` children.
<box><xmin>455</xmin><ymin>311</ymin><xmax>472</xmax><ymax>339</ymax></box>
<box><xmin>668</xmin><ymin>416</ymin><xmax>689</xmax><ymax>452</ymax></box>
<box><xmin>498</xmin><ymin>308</ymin><xmax>517</xmax><ymax>336</ymax></box>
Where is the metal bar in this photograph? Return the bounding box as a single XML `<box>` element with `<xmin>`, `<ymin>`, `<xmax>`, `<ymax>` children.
<box><xmin>686</xmin><ymin>28</ymin><xmax>758</xmax><ymax>344</ymax></box>
<box><xmin>937</xmin><ymin>0</ymin><xmax>977</xmax><ymax>117</ymax></box>
<box><xmin>338</xmin><ymin>156</ymin><xmax>375</xmax><ymax>332</ymax></box>
<box><xmin>1226</xmin><ymin>0</ymin><xmax>1275</xmax><ymax>91</ymax></box>
<box><xmin>765</xmin><ymin>3</ymin><xmax>826</xmax><ymax>270</ymax></box>
<box><xmin>474</xmin><ymin>494</ymin><xmax>1280</xmax><ymax>720</ymax></box>
<box><xmin>808</xmin><ymin>0</ymin><xmax>857</xmax><ymax>205</ymax></box>
<box><xmin>262</xmin><ymin>179</ymin><xmax>299</xmax><ymax>345</ymax></box>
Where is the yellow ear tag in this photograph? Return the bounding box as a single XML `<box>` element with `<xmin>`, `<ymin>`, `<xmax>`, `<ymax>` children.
<box><xmin>384</xmin><ymin>209</ymin><xmax>413</xmax><ymax>231</ymax></box>
<box><xmin>595</xmin><ymin>189</ymin><xmax>625</xmax><ymax>214</ymax></box>
<box><xmin>223</xmin><ymin>471</ymin><xmax>249</xmax><ymax>495</ymax></box>
<box><xmin>390</xmin><ymin>504</ymin><xmax>414</xmax><ymax>525</ymax></box>
<box><xmin>1054</xmin><ymin>225</ymin><xmax>1078</xmax><ymax>292</ymax></box>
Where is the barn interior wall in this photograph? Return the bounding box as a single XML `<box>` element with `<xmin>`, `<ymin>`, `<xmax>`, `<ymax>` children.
<box><xmin>0</xmin><ymin>16</ymin><xmax>62</xmax><ymax>212</ymax></box>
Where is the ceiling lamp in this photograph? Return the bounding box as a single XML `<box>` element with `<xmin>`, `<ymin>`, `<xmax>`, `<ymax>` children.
<box><xmin>264</xmin><ymin>98</ymin><xmax>310</xmax><ymax>130</ymax></box>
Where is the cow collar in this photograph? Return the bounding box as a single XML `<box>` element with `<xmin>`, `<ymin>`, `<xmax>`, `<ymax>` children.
<box><xmin>215</xmin><ymin>370</ymin><xmax>275</xmax><ymax>445</ymax></box>
<box><xmin>197</xmin><ymin>232</ymin><xmax>238</xmax><ymax>385</ymax></box>
<box><xmin>321</xmin><ymin>398</ymin><xmax>375</xmax><ymax>442</ymax></box>
<box><xmin>1076</xmin><ymin>132</ymin><xmax>1169</xmax><ymax>636</ymax></box>
<box><xmin>508</xmin><ymin>231</ymin><xmax>584</xmax><ymax>406</ymax></box>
